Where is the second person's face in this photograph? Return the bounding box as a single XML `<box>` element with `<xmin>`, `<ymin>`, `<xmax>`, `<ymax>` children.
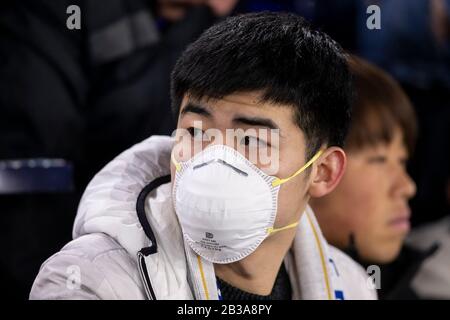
<box><xmin>314</xmin><ymin>128</ymin><xmax>416</xmax><ymax>263</ymax></box>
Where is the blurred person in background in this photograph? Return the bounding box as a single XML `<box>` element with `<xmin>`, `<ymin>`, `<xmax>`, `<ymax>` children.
<box><xmin>355</xmin><ymin>0</ymin><xmax>450</xmax><ymax>227</ymax></box>
<box><xmin>0</xmin><ymin>0</ymin><xmax>237</xmax><ymax>299</ymax></box>
<box><xmin>311</xmin><ymin>56</ymin><xmax>444</xmax><ymax>299</ymax></box>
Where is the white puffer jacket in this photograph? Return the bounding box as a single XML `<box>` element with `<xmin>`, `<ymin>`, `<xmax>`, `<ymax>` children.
<box><xmin>30</xmin><ymin>136</ymin><xmax>377</xmax><ymax>300</ymax></box>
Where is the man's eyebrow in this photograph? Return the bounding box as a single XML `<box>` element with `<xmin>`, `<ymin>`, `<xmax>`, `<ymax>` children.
<box><xmin>233</xmin><ymin>115</ymin><xmax>280</xmax><ymax>130</ymax></box>
<box><xmin>180</xmin><ymin>102</ymin><xmax>212</xmax><ymax>117</ymax></box>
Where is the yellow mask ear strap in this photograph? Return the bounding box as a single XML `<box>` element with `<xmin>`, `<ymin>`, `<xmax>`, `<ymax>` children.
<box><xmin>171</xmin><ymin>150</ymin><xmax>182</xmax><ymax>172</ymax></box>
<box><xmin>267</xmin><ymin>221</ymin><xmax>299</xmax><ymax>234</ymax></box>
<box><xmin>272</xmin><ymin>149</ymin><xmax>324</xmax><ymax>187</ymax></box>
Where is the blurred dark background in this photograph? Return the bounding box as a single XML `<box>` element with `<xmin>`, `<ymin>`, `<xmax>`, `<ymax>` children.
<box><xmin>0</xmin><ymin>0</ymin><xmax>449</xmax><ymax>299</ymax></box>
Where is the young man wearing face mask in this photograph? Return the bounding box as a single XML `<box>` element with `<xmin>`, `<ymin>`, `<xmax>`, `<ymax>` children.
<box><xmin>30</xmin><ymin>12</ymin><xmax>376</xmax><ymax>300</ymax></box>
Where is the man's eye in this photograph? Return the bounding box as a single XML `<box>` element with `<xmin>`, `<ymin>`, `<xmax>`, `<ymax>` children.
<box><xmin>187</xmin><ymin>127</ymin><xmax>205</xmax><ymax>141</ymax></box>
<box><xmin>240</xmin><ymin>136</ymin><xmax>268</xmax><ymax>148</ymax></box>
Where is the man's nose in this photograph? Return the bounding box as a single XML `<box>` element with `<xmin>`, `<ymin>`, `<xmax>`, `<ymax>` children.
<box><xmin>394</xmin><ymin>169</ymin><xmax>417</xmax><ymax>200</ymax></box>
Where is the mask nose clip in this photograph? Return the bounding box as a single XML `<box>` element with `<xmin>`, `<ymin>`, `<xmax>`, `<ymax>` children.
<box><xmin>193</xmin><ymin>159</ymin><xmax>249</xmax><ymax>177</ymax></box>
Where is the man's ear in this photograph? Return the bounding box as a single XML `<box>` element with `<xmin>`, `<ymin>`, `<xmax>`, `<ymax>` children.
<box><xmin>308</xmin><ymin>147</ymin><xmax>346</xmax><ymax>198</ymax></box>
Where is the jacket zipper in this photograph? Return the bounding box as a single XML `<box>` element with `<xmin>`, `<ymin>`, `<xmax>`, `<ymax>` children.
<box><xmin>137</xmin><ymin>251</ymin><xmax>157</xmax><ymax>300</ymax></box>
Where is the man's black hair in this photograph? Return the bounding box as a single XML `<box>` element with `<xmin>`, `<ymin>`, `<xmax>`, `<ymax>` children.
<box><xmin>171</xmin><ymin>12</ymin><xmax>353</xmax><ymax>158</ymax></box>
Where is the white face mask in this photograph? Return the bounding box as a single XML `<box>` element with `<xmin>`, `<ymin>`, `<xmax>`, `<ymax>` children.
<box><xmin>172</xmin><ymin>144</ymin><xmax>323</xmax><ymax>264</ymax></box>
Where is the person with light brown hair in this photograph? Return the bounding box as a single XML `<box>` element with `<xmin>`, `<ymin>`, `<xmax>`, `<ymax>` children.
<box><xmin>311</xmin><ymin>56</ymin><xmax>432</xmax><ymax>299</ymax></box>
<box><xmin>312</xmin><ymin>56</ymin><xmax>418</xmax><ymax>264</ymax></box>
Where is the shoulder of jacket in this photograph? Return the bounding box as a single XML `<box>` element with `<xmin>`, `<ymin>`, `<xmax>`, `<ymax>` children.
<box><xmin>58</xmin><ymin>233</ymin><xmax>127</xmax><ymax>260</ymax></box>
<box><xmin>30</xmin><ymin>233</ymin><xmax>145</xmax><ymax>300</ymax></box>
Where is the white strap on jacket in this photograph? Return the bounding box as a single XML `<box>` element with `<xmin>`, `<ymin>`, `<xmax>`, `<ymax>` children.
<box><xmin>184</xmin><ymin>240</ymin><xmax>220</xmax><ymax>300</ymax></box>
<box><xmin>285</xmin><ymin>206</ymin><xmax>336</xmax><ymax>300</ymax></box>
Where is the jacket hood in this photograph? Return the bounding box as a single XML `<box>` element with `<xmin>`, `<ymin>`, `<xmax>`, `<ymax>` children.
<box><xmin>73</xmin><ymin>135</ymin><xmax>174</xmax><ymax>256</ymax></box>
